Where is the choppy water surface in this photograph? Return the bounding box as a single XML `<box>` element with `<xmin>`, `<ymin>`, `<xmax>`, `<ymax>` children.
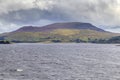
<box><xmin>0</xmin><ymin>43</ymin><xmax>120</xmax><ymax>80</ymax></box>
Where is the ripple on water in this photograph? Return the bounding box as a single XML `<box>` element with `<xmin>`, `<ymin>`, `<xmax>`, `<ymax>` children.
<box><xmin>0</xmin><ymin>43</ymin><xmax>119</xmax><ymax>80</ymax></box>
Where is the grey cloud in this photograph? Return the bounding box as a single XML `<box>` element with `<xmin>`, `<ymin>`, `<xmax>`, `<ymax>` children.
<box><xmin>0</xmin><ymin>8</ymin><xmax>71</xmax><ymax>24</ymax></box>
<box><xmin>0</xmin><ymin>0</ymin><xmax>120</xmax><ymax>33</ymax></box>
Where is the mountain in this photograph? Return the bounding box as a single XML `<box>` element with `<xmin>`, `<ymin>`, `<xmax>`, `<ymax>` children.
<box><xmin>0</xmin><ymin>22</ymin><xmax>120</xmax><ymax>43</ymax></box>
<box><xmin>14</xmin><ymin>22</ymin><xmax>105</xmax><ymax>32</ymax></box>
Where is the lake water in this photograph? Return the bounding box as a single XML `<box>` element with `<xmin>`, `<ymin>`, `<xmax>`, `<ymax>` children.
<box><xmin>0</xmin><ymin>43</ymin><xmax>120</xmax><ymax>80</ymax></box>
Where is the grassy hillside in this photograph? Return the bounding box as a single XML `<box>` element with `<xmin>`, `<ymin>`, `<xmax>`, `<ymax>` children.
<box><xmin>2</xmin><ymin>29</ymin><xmax>120</xmax><ymax>43</ymax></box>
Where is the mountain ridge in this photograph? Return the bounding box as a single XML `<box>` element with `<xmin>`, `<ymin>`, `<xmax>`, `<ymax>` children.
<box><xmin>13</xmin><ymin>22</ymin><xmax>106</xmax><ymax>32</ymax></box>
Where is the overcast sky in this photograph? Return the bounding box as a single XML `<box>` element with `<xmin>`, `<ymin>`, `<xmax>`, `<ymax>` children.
<box><xmin>0</xmin><ymin>0</ymin><xmax>120</xmax><ymax>33</ymax></box>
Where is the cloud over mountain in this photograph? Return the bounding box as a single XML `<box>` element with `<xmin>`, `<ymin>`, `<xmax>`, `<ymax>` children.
<box><xmin>0</xmin><ymin>0</ymin><xmax>120</xmax><ymax>33</ymax></box>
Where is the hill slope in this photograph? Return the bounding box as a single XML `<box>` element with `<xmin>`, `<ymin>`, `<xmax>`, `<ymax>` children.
<box><xmin>0</xmin><ymin>22</ymin><xmax>120</xmax><ymax>43</ymax></box>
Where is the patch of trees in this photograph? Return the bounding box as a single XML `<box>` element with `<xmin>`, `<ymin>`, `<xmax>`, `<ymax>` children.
<box><xmin>89</xmin><ymin>39</ymin><xmax>107</xmax><ymax>43</ymax></box>
<box><xmin>88</xmin><ymin>36</ymin><xmax>120</xmax><ymax>43</ymax></box>
<box><xmin>0</xmin><ymin>40</ymin><xmax>11</xmax><ymax>44</ymax></box>
<box><xmin>71</xmin><ymin>39</ymin><xmax>87</xmax><ymax>43</ymax></box>
<box><xmin>106</xmin><ymin>36</ymin><xmax>120</xmax><ymax>43</ymax></box>
<box><xmin>51</xmin><ymin>40</ymin><xmax>62</xmax><ymax>43</ymax></box>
